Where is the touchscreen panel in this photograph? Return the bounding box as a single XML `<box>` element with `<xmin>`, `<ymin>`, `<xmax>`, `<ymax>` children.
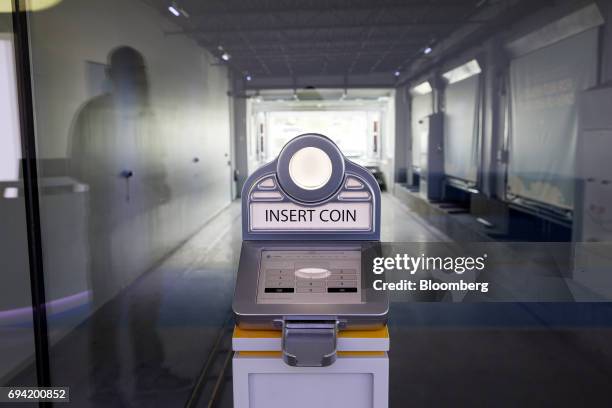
<box><xmin>256</xmin><ymin>250</ymin><xmax>362</xmax><ymax>304</ymax></box>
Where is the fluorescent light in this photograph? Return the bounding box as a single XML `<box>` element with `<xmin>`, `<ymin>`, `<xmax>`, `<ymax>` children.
<box><xmin>424</xmin><ymin>47</ymin><xmax>433</xmax><ymax>55</ymax></box>
<box><xmin>221</xmin><ymin>52</ymin><xmax>231</xmax><ymax>61</ymax></box>
<box><xmin>168</xmin><ymin>5</ymin><xmax>180</xmax><ymax>16</ymax></box>
<box><xmin>412</xmin><ymin>81</ymin><xmax>432</xmax><ymax>95</ymax></box>
<box><xmin>442</xmin><ymin>59</ymin><xmax>482</xmax><ymax>84</ymax></box>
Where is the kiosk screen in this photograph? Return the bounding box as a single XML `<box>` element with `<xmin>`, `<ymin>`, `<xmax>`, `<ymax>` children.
<box><xmin>257</xmin><ymin>250</ymin><xmax>362</xmax><ymax>304</ymax></box>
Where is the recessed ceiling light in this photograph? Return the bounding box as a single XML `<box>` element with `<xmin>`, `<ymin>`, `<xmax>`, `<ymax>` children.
<box><xmin>246</xmin><ymin>75</ymin><xmax>252</xmax><ymax>81</ymax></box>
<box><xmin>168</xmin><ymin>5</ymin><xmax>180</xmax><ymax>16</ymax></box>
<box><xmin>424</xmin><ymin>47</ymin><xmax>433</xmax><ymax>55</ymax></box>
<box><xmin>221</xmin><ymin>52</ymin><xmax>231</xmax><ymax>61</ymax></box>
<box><xmin>394</xmin><ymin>70</ymin><xmax>401</xmax><ymax>77</ymax></box>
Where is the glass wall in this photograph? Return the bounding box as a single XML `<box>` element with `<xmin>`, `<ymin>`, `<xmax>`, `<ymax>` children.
<box><xmin>0</xmin><ymin>7</ymin><xmax>37</xmax><ymax>387</ymax></box>
<box><xmin>5</xmin><ymin>0</ymin><xmax>236</xmax><ymax>405</ymax></box>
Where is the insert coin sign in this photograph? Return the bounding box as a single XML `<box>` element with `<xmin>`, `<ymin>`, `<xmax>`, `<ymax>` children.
<box><xmin>250</xmin><ymin>202</ymin><xmax>372</xmax><ymax>231</ymax></box>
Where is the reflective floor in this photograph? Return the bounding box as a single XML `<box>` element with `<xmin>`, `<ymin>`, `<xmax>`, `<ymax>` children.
<box><xmin>8</xmin><ymin>194</ymin><xmax>612</xmax><ymax>407</ymax></box>
<box><xmin>9</xmin><ymin>201</ymin><xmax>243</xmax><ymax>407</ymax></box>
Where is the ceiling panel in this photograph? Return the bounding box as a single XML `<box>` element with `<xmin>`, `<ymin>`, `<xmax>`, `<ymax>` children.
<box><xmin>146</xmin><ymin>0</ymin><xmax>543</xmax><ymax>85</ymax></box>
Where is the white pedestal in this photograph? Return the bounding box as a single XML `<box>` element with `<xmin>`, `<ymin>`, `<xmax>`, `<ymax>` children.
<box><xmin>232</xmin><ymin>327</ymin><xmax>389</xmax><ymax>408</ymax></box>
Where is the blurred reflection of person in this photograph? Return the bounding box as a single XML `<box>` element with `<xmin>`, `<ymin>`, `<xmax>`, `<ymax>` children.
<box><xmin>70</xmin><ymin>46</ymin><xmax>186</xmax><ymax>406</ymax></box>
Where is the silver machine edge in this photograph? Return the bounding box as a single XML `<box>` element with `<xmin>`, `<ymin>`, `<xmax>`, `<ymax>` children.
<box><xmin>232</xmin><ymin>133</ymin><xmax>389</xmax><ymax>367</ymax></box>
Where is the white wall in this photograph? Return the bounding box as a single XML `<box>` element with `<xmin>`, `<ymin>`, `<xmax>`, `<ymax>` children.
<box><xmin>382</xmin><ymin>91</ymin><xmax>396</xmax><ymax>193</ymax></box>
<box><xmin>0</xmin><ymin>34</ymin><xmax>20</xmax><ymax>182</ymax></box>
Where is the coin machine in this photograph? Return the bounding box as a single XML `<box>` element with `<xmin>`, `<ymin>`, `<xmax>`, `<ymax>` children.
<box><xmin>232</xmin><ymin>134</ymin><xmax>390</xmax><ymax>408</ymax></box>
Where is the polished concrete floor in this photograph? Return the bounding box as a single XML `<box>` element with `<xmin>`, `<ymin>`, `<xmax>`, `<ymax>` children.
<box><xmin>9</xmin><ymin>194</ymin><xmax>612</xmax><ymax>407</ymax></box>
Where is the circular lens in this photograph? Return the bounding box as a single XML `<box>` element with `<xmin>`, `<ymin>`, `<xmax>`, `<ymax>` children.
<box><xmin>288</xmin><ymin>147</ymin><xmax>333</xmax><ymax>190</ymax></box>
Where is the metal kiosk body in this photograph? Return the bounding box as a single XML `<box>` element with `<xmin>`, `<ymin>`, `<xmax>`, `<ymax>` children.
<box><xmin>232</xmin><ymin>133</ymin><xmax>389</xmax><ymax>408</ymax></box>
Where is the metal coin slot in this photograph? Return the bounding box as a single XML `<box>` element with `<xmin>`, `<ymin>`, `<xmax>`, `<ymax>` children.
<box><xmin>282</xmin><ymin>321</ymin><xmax>338</xmax><ymax>367</ymax></box>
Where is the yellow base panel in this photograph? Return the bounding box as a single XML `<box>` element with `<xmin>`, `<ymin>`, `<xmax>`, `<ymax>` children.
<box><xmin>233</xmin><ymin>325</ymin><xmax>389</xmax><ymax>339</ymax></box>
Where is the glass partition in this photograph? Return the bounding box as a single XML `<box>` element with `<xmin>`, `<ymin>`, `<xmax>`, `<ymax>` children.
<box><xmin>0</xmin><ymin>8</ymin><xmax>37</xmax><ymax>387</ymax></box>
<box><xmin>18</xmin><ymin>0</ymin><xmax>235</xmax><ymax>404</ymax></box>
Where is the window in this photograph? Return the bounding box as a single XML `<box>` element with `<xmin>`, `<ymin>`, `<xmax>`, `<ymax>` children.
<box><xmin>265</xmin><ymin>111</ymin><xmax>370</xmax><ymax>161</ymax></box>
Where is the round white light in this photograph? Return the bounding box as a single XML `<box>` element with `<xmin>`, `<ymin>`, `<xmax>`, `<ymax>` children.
<box><xmin>288</xmin><ymin>147</ymin><xmax>332</xmax><ymax>190</ymax></box>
